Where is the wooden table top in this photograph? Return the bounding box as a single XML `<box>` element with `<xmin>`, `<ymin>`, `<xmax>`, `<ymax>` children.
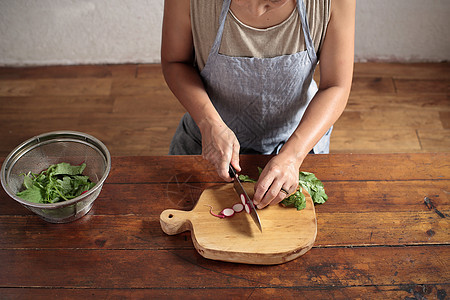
<box><xmin>0</xmin><ymin>153</ymin><xmax>448</xmax><ymax>299</ymax></box>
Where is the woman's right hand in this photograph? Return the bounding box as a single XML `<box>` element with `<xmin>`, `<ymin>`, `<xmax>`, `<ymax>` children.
<box><xmin>161</xmin><ymin>0</ymin><xmax>240</xmax><ymax>180</ymax></box>
<box><xmin>199</xmin><ymin>119</ymin><xmax>241</xmax><ymax>182</ymax></box>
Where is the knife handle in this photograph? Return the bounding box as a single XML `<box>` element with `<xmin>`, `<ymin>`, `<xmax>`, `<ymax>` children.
<box><xmin>229</xmin><ymin>165</ymin><xmax>237</xmax><ymax>178</ymax></box>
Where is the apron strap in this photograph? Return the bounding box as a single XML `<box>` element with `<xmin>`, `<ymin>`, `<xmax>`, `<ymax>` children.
<box><xmin>297</xmin><ymin>0</ymin><xmax>317</xmax><ymax>63</ymax></box>
<box><xmin>208</xmin><ymin>0</ymin><xmax>232</xmax><ymax>57</ymax></box>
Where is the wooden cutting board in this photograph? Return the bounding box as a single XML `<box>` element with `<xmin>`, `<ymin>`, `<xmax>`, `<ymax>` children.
<box><xmin>160</xmin><ymin>182</ymin><xmax>317</xmax><ymax>265</ymax></box>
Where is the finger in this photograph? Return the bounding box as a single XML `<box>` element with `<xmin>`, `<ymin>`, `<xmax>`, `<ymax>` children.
<box><xmin>270</xmin><ymin>190</ymin><xmax>289</xmax><ymax>206</ymax></box>
<box><xmin>217</xmin><ymin>145</ymin><xmax>234</xmax><ymax>181</ymax></box>
<box><xmin>288</xmin><ymin>182</ymin><xmax>299</xmax><ymax>195</ymax></box>
<box><xmin>218</xmin><ymin>162</ymin><xmax>232</xmax><ymax>182</ymax></box>
<box><xmin>253</xmin><ymin>163</ymin><xmax>282</xmax><ymax>204</ymax></box>
<box><xmin>280</xmin><ymin>187</ymin><xmax>290</xmax><ymax>196</ymax></box>
<box><xmin>253</xmin><ymin>173</ymin><xmax>275</xmax><ymax>204</ymax></box>
<box><xmin>256</xmin><ymin>180</ymin><xmax>284</xmax><ymax>209</ymax></box>
<box><xmin>281</xmin><ymin>183</ymin><xmax>297</xmax><ymax>197</ymax></box>
<box><xmin>258</xmin><ymin>178</ymin><xmax>282</xmax><ymax>208</ymax></box>
<box><xmin>230</xmin><ymin>141</ymin><xmax>241</xmax><ymax>172</ymax></box>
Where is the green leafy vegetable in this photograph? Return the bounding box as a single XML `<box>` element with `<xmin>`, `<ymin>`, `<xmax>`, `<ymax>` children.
<box><xmin>239</xmin><ymin>169</ymin><xmax>328</xmax><ymax>211</ymax></box>
<box><xmin>281</xmin><ymin>189</ymin><xmax>307</xmax><ymax>211</ymax></box>
<box><xmin>238</xmin><ymin>174</ymin><xmax>257</xmax><ymax>183</ymax></box>
<box><xmin>238</xmin><ymin>167</ymin><xmax>262</xmax><ymax>183</ymax></box>
<box><xmin>16</xmin><ymin>162</ymin><xmax>95</xmax><ymax>204</ymax></box>
<box><xmin>297</xmin><ymin>171</ymin><xmax>328</xmax><ymax>205</ymax></box>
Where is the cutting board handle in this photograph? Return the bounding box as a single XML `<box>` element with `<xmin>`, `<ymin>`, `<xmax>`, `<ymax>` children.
<box><xmin>160</xmin><ymin>209</ymin><xmax>192</xmax><ymax>235</ymax></box>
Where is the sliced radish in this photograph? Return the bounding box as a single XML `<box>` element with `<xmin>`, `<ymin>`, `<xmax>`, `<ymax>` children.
<box><xmin>221</xmin><ymin>208</ymin><xmax>235</xmax><ymax>217</ymax></box>
<box><xmin>206</xmin><ymin>202</ymin><xmax>249</xmax><ymax>219</ymax></box>
<box><xmin>240</xmin><ymin>194</ymin><xmax>246</xmax><ymax>205</ymax></box>
<box><xmin>232</xmin><ymin>203</ymin><xmax>244</xmax><ymax>213</ymax></box>
<box><xmin>244</xmin><ymin>203</ymin><xmax>250</xmax><ymax>214</ymax></box>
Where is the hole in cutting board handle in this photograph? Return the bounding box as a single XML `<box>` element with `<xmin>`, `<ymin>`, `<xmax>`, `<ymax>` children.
<box><xmin>168</xmin><ymin>214</ymin><xmax>174</xmax><ymax>218</ymax></box>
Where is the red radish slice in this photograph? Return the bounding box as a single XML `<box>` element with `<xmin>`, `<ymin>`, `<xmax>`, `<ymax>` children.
<box><xmin>232</xmin><ymin>203</ymin><xmax>244</xmax><ymax>213</ymax></box>
<box><xmin>221</xmin><ymin>208</ymin><xmax>235</xmax><ymax>217</ymax></box>
<box><xmin>244</xmin><ymin>203</ymin><xmax>250</xmax><ymax>214</ymax></box>
<box><xmin>206</xmin><ymin>203</ymin><xmax>247</xmax><ymax>219</ymax></box>
<box><xmin>240</xmin><ymin>194</ymin><xmax>246</xmax><ymax>205</ymax></box>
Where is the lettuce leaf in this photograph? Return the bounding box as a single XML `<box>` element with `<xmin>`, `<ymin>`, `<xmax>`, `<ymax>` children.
<box><xmin>16</xmin><ymin>162</ymin><xmax>95</xmax><ymax>204</ymax></box>
<box><xmin>239</xmin><ymin>169</ymin><xmax>328</xmax><ymax>211</ymax></box>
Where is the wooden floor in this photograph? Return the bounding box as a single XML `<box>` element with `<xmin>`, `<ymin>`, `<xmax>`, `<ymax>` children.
<box><xmin>0</xmin><ymin>63</ymin><xmax>449</xmax><ymax>157</ymax></box>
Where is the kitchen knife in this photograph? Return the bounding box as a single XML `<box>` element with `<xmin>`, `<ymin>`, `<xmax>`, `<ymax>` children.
<box><xmin>229</xmin><ymin>165</ymin><xmax>262</xmax><ymax>232</ymax></box>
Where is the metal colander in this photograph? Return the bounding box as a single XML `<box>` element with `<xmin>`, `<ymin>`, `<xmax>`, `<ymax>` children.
<box><xmin>1</xmin><ymin>131</ymin><xmax>111</xmax><ymax>223</ymax></box>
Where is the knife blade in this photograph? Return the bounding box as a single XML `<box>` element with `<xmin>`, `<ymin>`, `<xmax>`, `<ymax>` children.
<box><xmin>229</xmin><ymin>165</ymin><xmax>262</xmax><ymax>232</ymax></box>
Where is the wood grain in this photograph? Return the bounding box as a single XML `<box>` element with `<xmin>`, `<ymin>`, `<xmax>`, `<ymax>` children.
<box><xmin>0</xmin><ymin>63</ymin><xmax>448</xmax><ymax>156</ymax></box>
<box><xmin>0</xmin><ymin>78</ymin><xmax>112</xmax><ymax>97</ymax></box>
<box><xmin>345</xmin><ymin>94</ymin><xmax>449</xmax><ymax>112</ymax></box>
<box><xmin>0</xmin><ymin>209</ymin><xmax>447</xmax><ymax>250</ymax></box>
<box><xmin>418</xmin><ymin>129</ymin><xmax>450</xmax><ymax>151</ymax></box>
<box><xmin>101</xmin><ymin>153</ymin><xmax>450</xmax><ymax>183</ymax></box>
<box><xmin>395</xmin><ymin>79</ymin><xmax>449</xmax><ymax>94</ymax></box>
<box><xmin>352</xmin><ymin>62</ymin><xmax>450</xmax><ymax>80</ymax></box>
<box><xmin>0</xmin><ymin>286</ymin><xmax>448</xmax><ymax>300</ymax></box>
<box><xmin>160</xmin><ymin>183</ymin><xmax>317</xmax><ymax>264</ymax></box>
<box><xmin>330</xmin><ymin>128</ymin><xmax>422</xmax><ymax>153</ymax></box>
<box><xmin>2</xmin><ymin>179</ymin><xmax>448</xmax><ymax>216</ymax></box>
<box><xmin>1</xmin><ymin>154</ymin><xmax>448</xmax><ymax>248</ymax></box>
<box><xmin>0</xmin><ymin>64</ymin><xmax>136</xmax><ymax>79</ymax></box>
<box><xmin>350</xmin><ymin>76</ymin><xmax>396</xmax><ymax>94</ymax></box>
<box><xmin>0</xmin><ymin>60</ymin><xmax>449</xmax><ymax>298</ymax></box>
<box><xmin>0</xmin><ymin>96</ymin><xmax>115</xmax><ymax>114</ymax></box>
<box><xmin>0</xmin><ymin>154</ymin><xmax>448</xmax><ymax>298</ymax></box>
<box><xmin>0</xmin><ymin>246</ymin><xmax>448</xmax><ymax>288</ymax></box>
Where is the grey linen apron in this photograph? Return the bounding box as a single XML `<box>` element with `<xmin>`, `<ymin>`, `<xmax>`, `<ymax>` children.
<box><xmin>169</xmin><ymin>0</ymin><xmax>332</xmax><ymax>155</ymax></box>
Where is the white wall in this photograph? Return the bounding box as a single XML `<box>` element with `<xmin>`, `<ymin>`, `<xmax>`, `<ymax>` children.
<box><xmin>0</xmin><ymin>0</ymin><xmax>164</xmax><ymax>65</ymax></box>
<box><xmin>355</xmin><ymin>0</ymin><xmax>450</xmax><ymax>62</ymax></box>
<box><xmin>0</xmin><ymin>0</ymin><xmax>449</xmax><ymax>66</ymax></box>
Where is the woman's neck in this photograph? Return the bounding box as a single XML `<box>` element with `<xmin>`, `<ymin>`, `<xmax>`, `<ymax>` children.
<box><xmin>230</xmin><ymin>0</ymin><xmax>297</xmax><ymax>29</ymax></box>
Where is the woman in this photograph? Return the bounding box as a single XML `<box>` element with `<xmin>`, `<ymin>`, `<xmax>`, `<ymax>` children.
<box><xmin>161</xmin><ymin>0</ymin><xmax>355</xmax><ymax>209</ymax></box>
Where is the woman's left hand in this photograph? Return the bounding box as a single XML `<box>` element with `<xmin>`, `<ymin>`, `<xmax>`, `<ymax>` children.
<box><xmin>252</xmin><ymin>153</ymin><xmax>300</xmax><ymax>209</ymax></box>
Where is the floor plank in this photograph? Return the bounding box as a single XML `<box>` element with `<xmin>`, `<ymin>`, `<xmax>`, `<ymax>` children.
<box><xmin>0</xmin><ymin>64</ymin><xmax>137</xmax><ymax>79</ymax></box>
<box><xmin>0</xmin><ymin>63</ymin><xmax>448</xmax><ymax>156</ymax></box>
<box><xmin>0</xmin><ymin>78</ymin><xmax>112</xmax><ymax>97</ymax></box>
<box><xmin>345</xmin><ymin>94</ymin><xmax>449</xmax><ymax>112</ymax></box>
<box><xmin>336</xmin><ymin>110</ymin><xmax>443</xmax><ymax>130</ymax></box>
<box><xmin>350</xmin><ymin>76</ymin><xmax>396</xmax><ymax>94</ymax></box>
<box><xmin>418</xmin><ymin>129</ymin><xmax>450</xmax><ymax>152</ymax></box>
<box><xmin>353</xmin><ymin>62</ymin><xmax>450</xmax><ymax>80</ymax></box>
<box><xmin>330</xmin><ymin>129</ymin><xmax>422</xmax><ymax>153</ymax></box>
<box><xmin>395</xmin><ymin>79</ymin><xmax>449</xmax><ymax>94</ymax></box>
<box><xmin>0</xmin><ymin>96</ymin><xmax>115</xmax><ymax>114</ymax></box>
<box><xmin>440</xmin><ymin>111</ymin><xmax>450</xmax><ymax>129</ymax></box>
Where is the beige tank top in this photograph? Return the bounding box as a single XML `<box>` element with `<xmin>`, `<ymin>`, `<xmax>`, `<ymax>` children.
<box><xmin>190</xmin><ymin>0</ymin><xmax>331</xmax><ymax>71</ymax></box>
